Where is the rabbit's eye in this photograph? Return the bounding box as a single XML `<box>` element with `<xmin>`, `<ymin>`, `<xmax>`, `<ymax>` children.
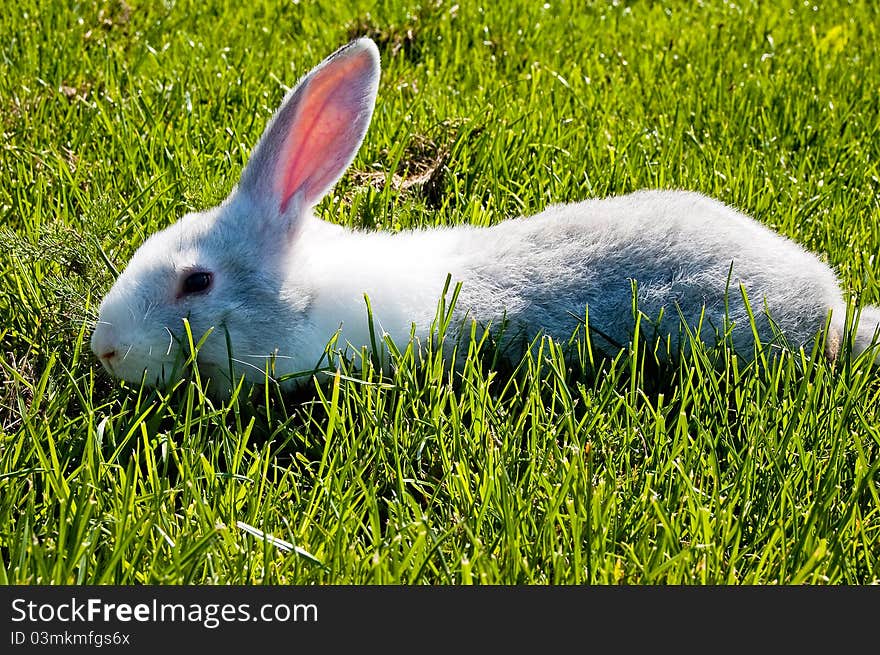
<box><xmin>181</xmin><ymin>271</ymin><xmax>213</xmax><ymax>296</ymax></box>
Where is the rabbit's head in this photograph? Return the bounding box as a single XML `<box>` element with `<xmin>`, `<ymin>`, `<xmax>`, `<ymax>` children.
<box><xmin>91</xmin><ymin>38</ymin><xmax>380</xmax><ymax>390</ymax></box>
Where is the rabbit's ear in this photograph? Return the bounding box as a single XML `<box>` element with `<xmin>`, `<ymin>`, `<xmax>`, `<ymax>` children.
<box><xmin>238</xmin><ymin>38</ymin><xmax>380</xmax><ymax>226</ymax></box>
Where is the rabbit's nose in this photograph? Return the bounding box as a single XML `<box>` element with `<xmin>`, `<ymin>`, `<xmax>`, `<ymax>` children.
<box><xmin>97</xmin><ymin>350</ymin><xmax>118</xmax><ymax>375</ymax></box>
<box><xmin>91</xmin><ymin>324</ymin><xmax>119</xmax><ymax>366</ymax></box>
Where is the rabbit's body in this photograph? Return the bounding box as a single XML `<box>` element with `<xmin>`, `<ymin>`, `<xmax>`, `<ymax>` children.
<box><xmin>90</xmin><ymin>39</ymin><xmax>879</xmax><ymax>393</ymax></box>
<box><xmin>285</xmin><ymin>190</ymin><xmax>848</xmax><ymax>372</ymax></box>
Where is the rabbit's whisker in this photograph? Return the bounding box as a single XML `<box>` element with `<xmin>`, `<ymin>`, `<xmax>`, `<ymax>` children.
<box><xmin>240</xmin><ymin>353</ymin><xmax>295</xmax><ymax>361</ymax></box>
<box><xmin>229</xmin><ymin>357</ymin><xmax>279</xmax><ymax>382</ymax></box>
<box><xmin>164</xmin><ymin>327</ymin><xmax>175</xmax><ymax>356</ymax></box>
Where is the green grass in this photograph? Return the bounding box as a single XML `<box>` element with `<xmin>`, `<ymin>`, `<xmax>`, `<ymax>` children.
<box><xmin>2</xmin><ymin>0</ymin><xmax>879</xmax><ymax>584</ymax></box>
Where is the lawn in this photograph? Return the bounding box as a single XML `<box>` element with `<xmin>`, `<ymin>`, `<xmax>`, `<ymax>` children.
<box><xmin>1</xmin><ymin>0</ymin><xmax>878</xmax><ymax>584</ymax></box>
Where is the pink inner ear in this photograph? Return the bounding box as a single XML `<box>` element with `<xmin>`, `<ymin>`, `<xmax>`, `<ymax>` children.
<box><xmin>275</xmin><ymin>53</ymin><xmax>375</xmax><ymax>214</ymax></box>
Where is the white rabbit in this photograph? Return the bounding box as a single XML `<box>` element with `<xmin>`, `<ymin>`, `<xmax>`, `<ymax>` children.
<box><xmin>90</xmin><ymin>37</ymin><xmax>880</xmax><ymax>393</ymax></box>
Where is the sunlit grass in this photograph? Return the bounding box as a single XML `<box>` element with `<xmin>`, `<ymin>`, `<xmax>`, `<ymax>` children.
<box><xmin>1</xmin><ymin>0</ymin><xmax>878</xmax><ymax>583</ymax></box>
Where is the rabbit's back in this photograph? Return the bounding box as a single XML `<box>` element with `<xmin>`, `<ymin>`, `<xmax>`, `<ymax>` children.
<box><xmin>449</xmin><ymin>190</ymin><xmax>844</xmax><ymax>356</ymax></box>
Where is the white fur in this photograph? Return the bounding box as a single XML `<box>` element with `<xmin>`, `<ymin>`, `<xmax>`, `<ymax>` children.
<box><xmin>91</xmin><ymin>38</ymin><xmax>880</xmax><ymax>394</ymax></box>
